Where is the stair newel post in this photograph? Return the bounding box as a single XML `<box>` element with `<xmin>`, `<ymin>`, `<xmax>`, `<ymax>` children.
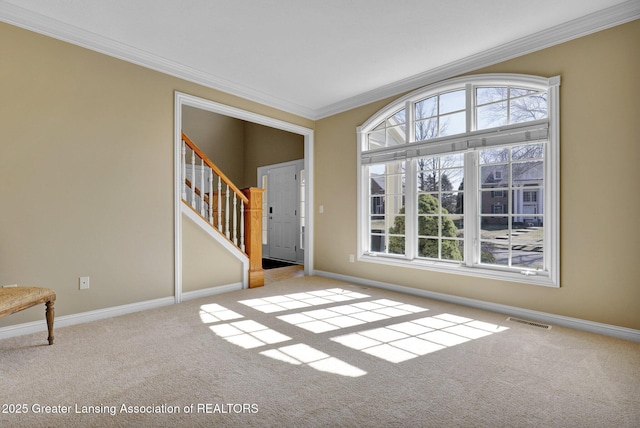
<box><xmin>225</xmin><ymin>184</ymin><xmax>230</xmax><ymax>239</ymax></box>
<box><xmin>181</xmin><ymin>141</ymin><xmax>187</xmax><ymax>201</ymax></box>
<box><xmin>190</xmin><ymin>148</ymin><xmax>196</xmax><ymax>209</ymax></box>
<box><xmin>208</xmin><ymin>167</ymin><xmax>214</xmax><ymax>225</ymax></box>
<box><xmin>243</xmin><ymin>187</ymin><xmax>264</xmax><ymax>288</ymax></box>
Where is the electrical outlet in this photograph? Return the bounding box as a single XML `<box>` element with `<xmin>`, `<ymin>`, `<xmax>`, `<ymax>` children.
<box><xmin>79</xmin><ymin>276</ymin><xmax>90</xmax><ymax>290</ymax></box>
<box><xmin>349</xmin><ymin>254</ymin><xmax>355</xmax><ymax>263</ymax></box>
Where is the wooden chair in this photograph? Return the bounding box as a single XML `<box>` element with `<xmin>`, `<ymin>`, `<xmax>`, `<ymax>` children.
<box><xmin>0</xmin><ymin>286</ymin><xmax>56</xmax><ymax>345</ymax></box>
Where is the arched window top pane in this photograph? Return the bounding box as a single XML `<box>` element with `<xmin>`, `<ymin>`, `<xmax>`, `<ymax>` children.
<box><xmin>476</xmin><ymin>86</ymin><xmax>547</xmax><ymax>131</ymax></box>
<box><xmin>414</xmin><ymin>89</ymin><xmax>466</xmax><ymax>142</ymax></box>
<box><xmin>360</xmin><ymin>74</ymin><xmax>558</xmax><ymax>153</ymax></box>
<box><xmin>440</xmin><ymin>89</ymin><xmax>466</xmax><ymax>114</ymax></box>
<box><xmin>477</xmin><ymin>87</ymin><xmax>508</xmax><ymax>104</ymax></box>
<box><xmin>365</xmin><ymin>108</ymin><xmax>407</xmax><ymax>151</ymax></box>
<box><xmin>388</xmin><ymin>109</ymin><xmax>406</xmax><ymax>126</ymax></box>
<box><xmin>415</xmin><ymin>96</ymin><xmax>437</xmax><ymax>120</ymax></box>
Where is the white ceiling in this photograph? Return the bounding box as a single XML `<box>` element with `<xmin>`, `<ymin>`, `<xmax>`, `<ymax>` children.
<box><xmin>1</xmin><ymin>0</ymin><xmax>638</xmax><ymax>119</ymax></box>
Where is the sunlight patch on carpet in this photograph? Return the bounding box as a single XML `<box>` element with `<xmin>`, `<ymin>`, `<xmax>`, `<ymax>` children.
<box><xmin>277</xmin><ymin>299</ymin><xmax>428</xmax><ymax>333</ymax></box>
<box><xmin>202</xmin><ymin>289</ymin><xmax>507</xmax><ymax>376</ymax></box>
<box><xmin>260</xmin><ymin>344</ymin><xmax>367</xmax><ymax>377</ymax></box>
<box><xmin>238</xmin><ymin>288</ymin><xmax>370</xmax><ymax>313</ymax></box>
<box><xmin>332</xmin><ymin>314</ymin><xmax>509</xmax><ymax>363</ymax></box>
<box><xmin>199</xmin><ymin>303</ymin><xmax>244</xmax><ymax>323</ymax></box>
<box><xmin>209</xmin><ymin>320</ymin><xmax>291</xmax><ymax>349</ymax></box>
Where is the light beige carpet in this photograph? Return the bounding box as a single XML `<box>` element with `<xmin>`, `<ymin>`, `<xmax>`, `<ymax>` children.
<box><xmin>1</xmin><ymin>275</ymin><xmax>639</xmax><ymax>427</ymax></box>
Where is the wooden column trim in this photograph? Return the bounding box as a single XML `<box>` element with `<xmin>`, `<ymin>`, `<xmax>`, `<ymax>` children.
<box><xmin>242</xmin><ymin>187</ymin><xmax>264</xmax><ymax>288</ymax></box>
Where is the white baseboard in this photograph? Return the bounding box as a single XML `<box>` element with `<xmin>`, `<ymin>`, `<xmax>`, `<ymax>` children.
<box><xmin>0</xmin><ymin>296</ymin><xmax>176</xmax><ymax>341</ymax></box>
<box><xmin>315</xmin><ymin>270</ymin><xmax>640</xmax><ymax>343</ymax></box>
<box><xmin>181</xmin><ymin>282</ymin><xmax>243</xmax><ymax>302</ymax></box>
<box><xmin>0</xmin><ymin>281</ymin><xmax>248</xmax><ymax>341</ymax></box>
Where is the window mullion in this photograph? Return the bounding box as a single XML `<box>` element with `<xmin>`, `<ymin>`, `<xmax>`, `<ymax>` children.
<box><xmin>404</xmin><ymin>100</ymin><xmax>416</xmax><ymax>260</ymax></box>
<box><xmin>507</xmin><ymin>148</ymin><xmax>513</xmax><ymax>268</ymax></box>
<box><xmin>464</xmin><ymin>84</ymin><xmax>477</xmax><ymax>268</ymax></box>
<box><xmin>464</xmin><ymin>151</ymin><xmax>478</xmax><ymax>267</ymax></box>
<box><xmin>405</xmin><ymin>158</ymin><xmax>417</xmax><ymax>260</ymax></box>
<box><xmin>466</xmin><ymin>83</ymin><xmax>474</xmax><ymax>132</ymax></box>
<box><xmin>406</xmin><ymin>100</ymin><xmax>415</xmax><ymax>143</ymax></box>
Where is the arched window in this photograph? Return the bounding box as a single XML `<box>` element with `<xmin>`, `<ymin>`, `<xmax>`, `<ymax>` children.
<box><xmin>357</xmin><ymin>74</ymin><xmax>560</xmax><ymax>287</ymax></box>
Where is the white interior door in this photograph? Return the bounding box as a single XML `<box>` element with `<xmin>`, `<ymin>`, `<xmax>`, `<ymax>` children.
<box><xmin>268</xmin><ymin>164</ymin><xmax>298</xmax><ymax>261</ymax></box>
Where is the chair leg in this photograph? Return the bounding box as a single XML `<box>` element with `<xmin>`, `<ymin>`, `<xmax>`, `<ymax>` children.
<box><xmin>45</xmin><ymin>300</ymin><xmax>55</xmax><ymax>345</ymax></box>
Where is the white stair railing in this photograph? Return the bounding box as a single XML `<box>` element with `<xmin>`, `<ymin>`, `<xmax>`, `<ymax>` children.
<box><xmin>181</xmin><ymin>132</ymin><xmax>247</xmax><ymax>252</ymax></box>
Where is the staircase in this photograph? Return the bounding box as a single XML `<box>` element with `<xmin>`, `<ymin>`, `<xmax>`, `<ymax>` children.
<box><xmin>181</xmin><ymin>132</ymin><xmax>264</xmax><ymax>287</ymax></box>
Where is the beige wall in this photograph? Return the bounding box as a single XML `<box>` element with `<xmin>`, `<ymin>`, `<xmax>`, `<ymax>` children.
<box><xmin>0</xmin><ymin>22</ymin><xmax>312</xmax><ymax>327</ymax></box>
<box><xmin>182</xmin><ymin>106</ymin><xmax>246</xmax><ymax>186</ymax></box>
<box><xmin>181</xmin><ymin>214</ymin><xmax>243</xmax><ymax>292</ymax></box>
<box><xmin>243</xmin><ymin>122</ymin><xmax>304</xmax><ymax>187</ymax></box>
<box><xmin>2</xmin><ymin>19</ymin><xmax>638</xmax><ymax>332</ymax></box>
<box><xmin>314</xmin><ymin>20</ymin><xmax>640</xmax><ymax>330</ymax></box>
<box><xmin>182</xmin><ymin>108</ymin><xmax>304</xmax><ymax>189</ymax></box>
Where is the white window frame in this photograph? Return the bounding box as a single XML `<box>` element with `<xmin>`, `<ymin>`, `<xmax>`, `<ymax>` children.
<box><xmin>356</xmin><ymin>74</ymin><xmax>560</xmax><ymax>287</ymax></box>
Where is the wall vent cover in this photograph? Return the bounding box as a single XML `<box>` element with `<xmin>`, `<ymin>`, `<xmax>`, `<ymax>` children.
<box><xmin>507</xmin><ymin>317</ymin><xmax>551</xmax><ymax>329</ymax></box>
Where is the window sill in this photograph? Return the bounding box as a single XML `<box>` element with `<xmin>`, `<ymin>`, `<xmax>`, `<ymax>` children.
<box><xmin>359</xmin><ymin>254</ymin><xmax>559</xmax><ymax>288</ymax></box>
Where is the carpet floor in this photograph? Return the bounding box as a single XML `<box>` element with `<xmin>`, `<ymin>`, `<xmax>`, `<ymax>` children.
<box><xmin>1</xmin><ymin>275</ymin><xmax>639</xmax><ymax>427</ymax></box>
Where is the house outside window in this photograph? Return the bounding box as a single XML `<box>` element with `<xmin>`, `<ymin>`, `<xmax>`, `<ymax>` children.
<box><xmin>357</xmin><ymin>74</ymin><xmax>560</xmax><ymax>287</ymax></box>
<box><xmin>523</xmin><ymin>190</ymin><xmax>537</xmax><ymax>203</ymax></box>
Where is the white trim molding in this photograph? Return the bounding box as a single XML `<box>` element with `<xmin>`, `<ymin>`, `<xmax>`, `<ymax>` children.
<box><xmin>0</xmin><ymin>296</ymin><xmax>174</xmax><ymax>341</ymax></box>
<box><xmin>314</xmin><ymin>270</ymin><xmax>640</xmax><ymax>343</ymax></box>
<box><xmin>174</xmin><ymin>92</ymin><xmax>315</xmax><ymax>302</ymax></box>
<box><xmin>0</xmin><ymin>1</ymin><xmax>316</xmax><ymax>119</ymax></box>
<box><xmin>181</xmin><ymin>282</ymin><xmax>243</xmax><ymax>302</ymax></box>
<box><xmin>0</xmin><ymin>282</ymin><xmax>246</xmax><ymax>341</ymax></box>
<box><xmin>1</xmin><ymin>0</ymin><xmax>637</xmax><ymax>120</ymax></box>
<box><xmin>315</xmin><ymin>1</ymin><xmax>640</xmax><ymax>119</ymax></box>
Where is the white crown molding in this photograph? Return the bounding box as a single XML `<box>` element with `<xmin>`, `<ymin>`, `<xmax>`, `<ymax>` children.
<box><xmin>1</xmin><ymin>1</ymin><xmax>638</xmax><ymax>120</ymax></box>
<box><xmin>0</xmin><ymin>1</ymin><xmax>316</xmax><ymax>119</ymax></box>
<box><xmin>314</xmin><ymin>0</ymin><xmax>640</xmax><ymax>119</ymax></box>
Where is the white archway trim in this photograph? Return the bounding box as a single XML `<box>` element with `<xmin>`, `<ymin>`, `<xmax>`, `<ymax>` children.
<box><xmin>174</xmin><ymin>92</ymin><xmax>314</xmax><ymax>302</ymax></box>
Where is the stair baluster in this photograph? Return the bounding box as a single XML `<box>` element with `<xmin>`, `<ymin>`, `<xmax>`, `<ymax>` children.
<box><xmin>208</xmin><ymin>166</ymin><xmax>213</xmax><ymax>225</ymax></box>
<box><xmin>217</xmin><ymin>176</ymin><xmax>223</xmax><ymax>232</ymax></box>
<box><xmin>181</xmin><ymin>131</ymin><xmax>264</xmax><ymax>287</ymax></box>
<box><xmin>190</xmin><ymin>148</ymin><xmax>196</xmax><ymax>209</ymax></box>
<box><xmin>200</xmin><ymin>158</ymin><xmax>205</xmax><ymax>217</ymax></box>
<box><xmin>240</xmin><ymin>201</ymin><xmax>245</xmax><ymax>252</ymax></box>
<box><xmin>233</xmin><ymin>192</ymin><xmax>238</xmax><ymax>246</ymax></box>
<box><xmin>225</xmin><ymin>184</ymin><xmax>230</xmax><ymax>239</ymax></box>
